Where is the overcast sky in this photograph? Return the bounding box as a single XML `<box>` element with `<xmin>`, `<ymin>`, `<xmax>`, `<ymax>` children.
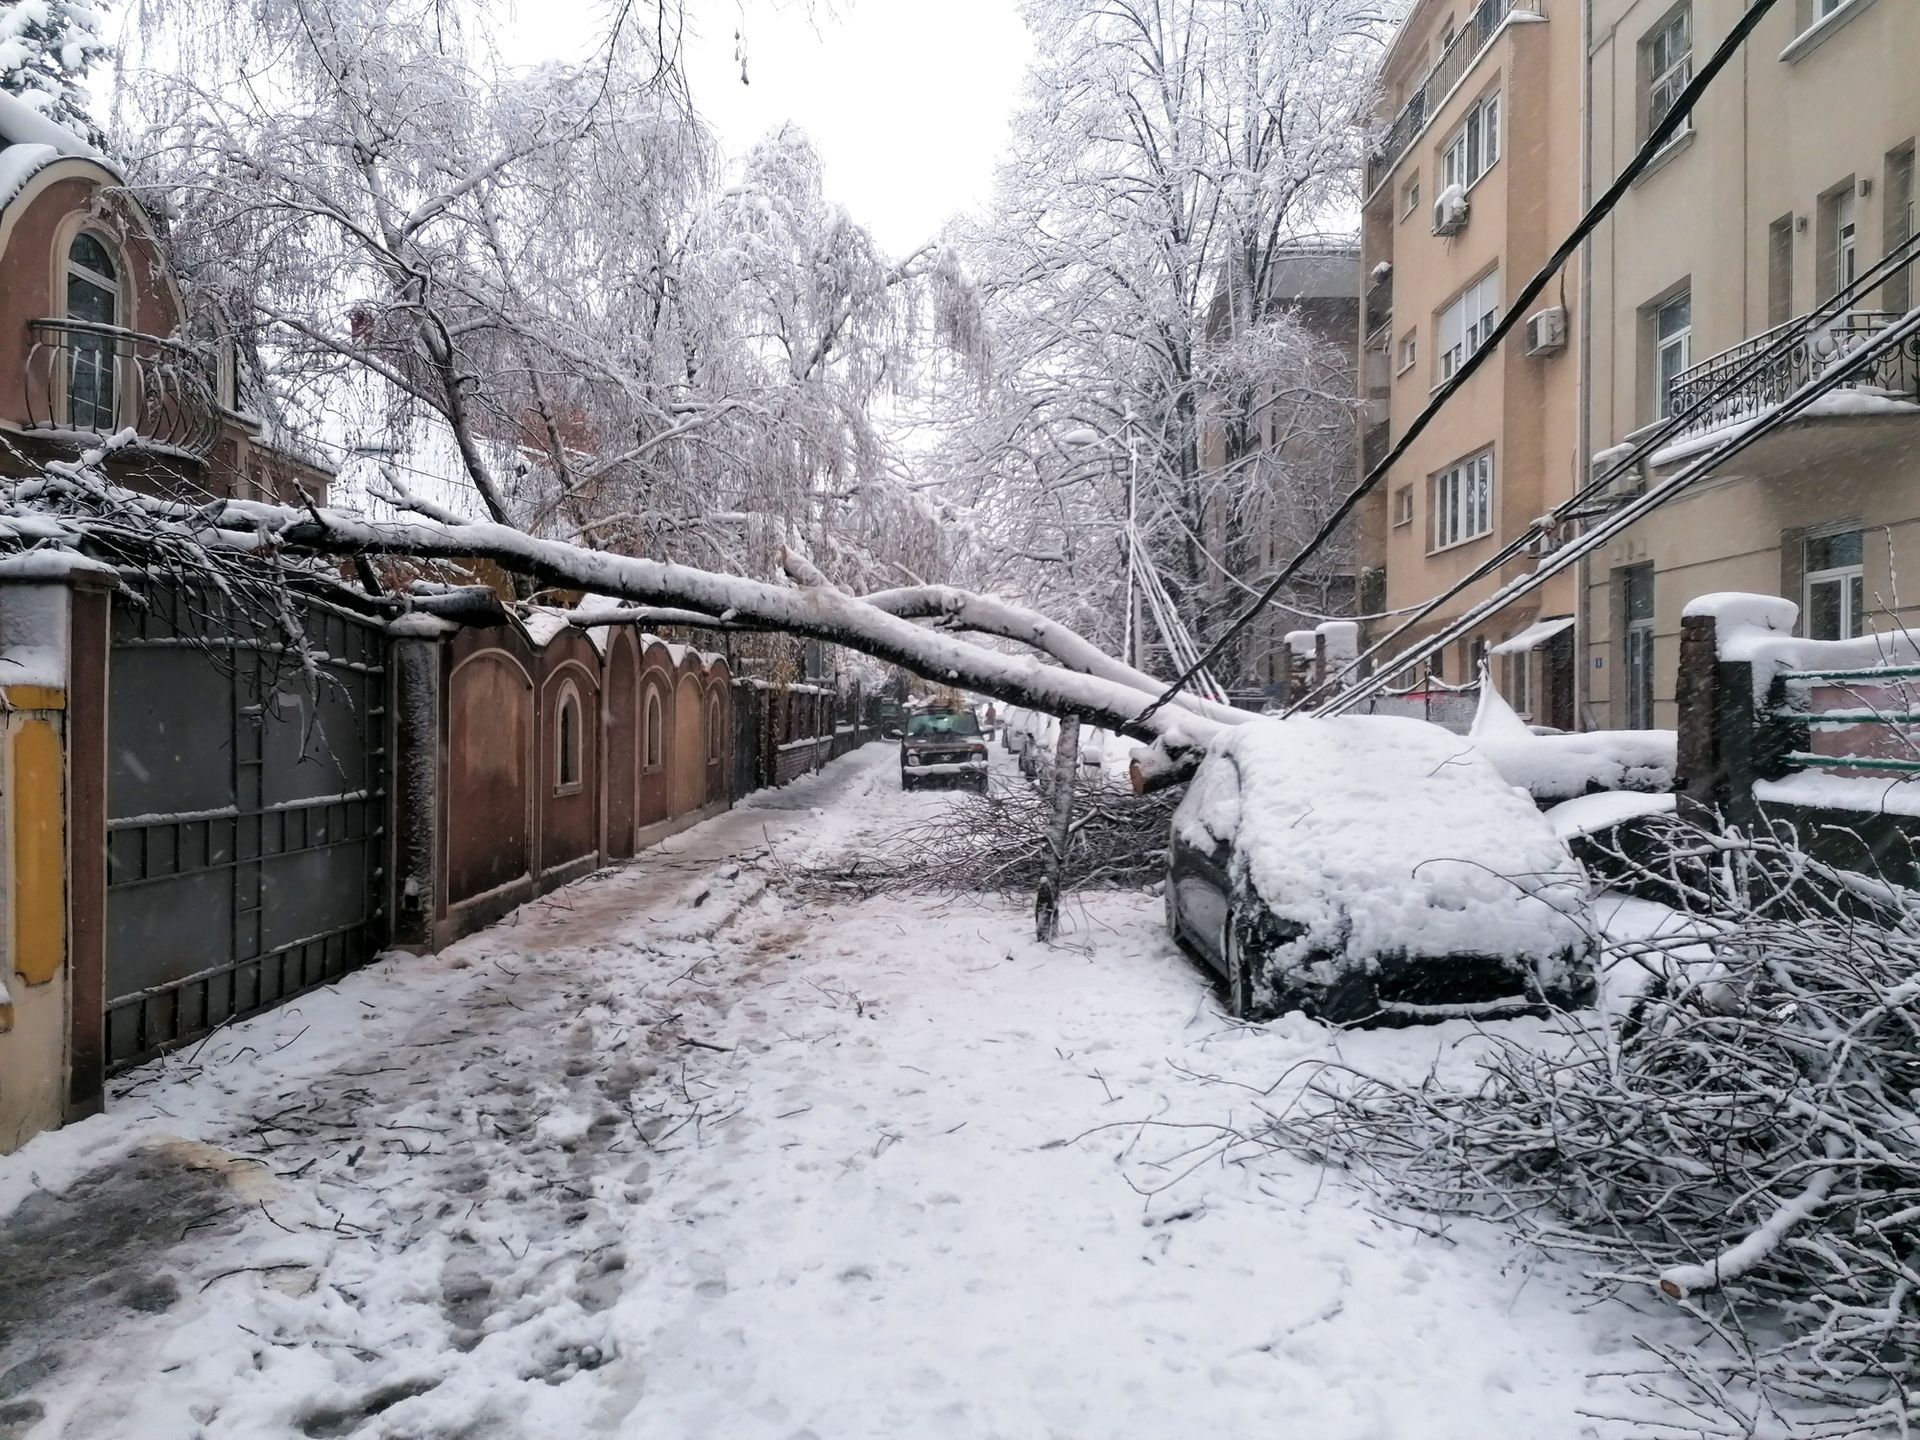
<box><xmin>514</xmin><ymin>0</ymin><xmax>1034</xmax><ymax>256</ymax></box>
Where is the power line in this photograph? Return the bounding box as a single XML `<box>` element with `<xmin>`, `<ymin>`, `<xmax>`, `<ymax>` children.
<box><xmin>1132</xmin><ymin>0</ymin><xmax>1789</xmax><ymax>726</ymax></box>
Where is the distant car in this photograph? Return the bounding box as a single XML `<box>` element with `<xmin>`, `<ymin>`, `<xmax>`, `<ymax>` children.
<box><xmin>900</xmin><ymin>709</ymin><xmax>989</xmax><ymax>791</ymax></box>
<box><xmin>1165</xmin><ymin>715</ymin><xmax>1595</xmax><ymax>1025</ymax></box>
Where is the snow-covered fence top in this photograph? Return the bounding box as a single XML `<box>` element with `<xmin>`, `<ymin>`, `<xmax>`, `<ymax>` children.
<box><xmin>1680</xmin><ymin>591</ymin><xmax>1920</xmax><ymax>823</ymax></box>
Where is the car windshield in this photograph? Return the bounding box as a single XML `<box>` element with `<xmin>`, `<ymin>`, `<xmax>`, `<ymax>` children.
<box><xmin>906</xmin><ymin>712</ymin><xmax>979</xmax><ymax>737</ymax></box>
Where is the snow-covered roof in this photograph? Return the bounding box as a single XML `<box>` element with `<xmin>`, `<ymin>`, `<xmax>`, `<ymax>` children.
<box><xmin>0</xmin><ymin>88</ymin><xmax>114</xmax><ymax>212</ymax></box>
<box><xmin>1490</xmin><ymin>616</ymin><xmax>1575</xmax><ymax>656</ymax></box>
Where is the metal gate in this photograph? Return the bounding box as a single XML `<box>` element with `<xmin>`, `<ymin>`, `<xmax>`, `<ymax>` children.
<box><xmin>731</xmin><ymin>683</ymin><xmax>762</xmax><ymax>799</ymax></box>
<box><xmin>104</xmin><ymin>580</ymin><xmax>388</xmax><ymax>1071</ymax></box>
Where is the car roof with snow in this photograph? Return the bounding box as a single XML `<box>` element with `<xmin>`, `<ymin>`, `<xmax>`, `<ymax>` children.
<box><xmin>1173</xmin><ymin>715</ymin><xmax>1591</xmax><ymax>965</ymax></box>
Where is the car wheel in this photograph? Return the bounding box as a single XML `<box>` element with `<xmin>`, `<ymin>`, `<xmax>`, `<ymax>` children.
<box><xmin>901</xmin><ymin>773</ymin><xmax>914</xmax><ymax>791</ymax></box>
<box><xmin>1223</xmin><ymin>910</ymin><xmax>1256</xmax><ymax>1019</ymax></box>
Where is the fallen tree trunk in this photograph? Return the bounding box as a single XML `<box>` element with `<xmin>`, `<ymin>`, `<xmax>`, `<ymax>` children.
<box><xmin>8</xmin><ymin>452</ymin><xmax>1232</xmax><ymax>753</ymax></box>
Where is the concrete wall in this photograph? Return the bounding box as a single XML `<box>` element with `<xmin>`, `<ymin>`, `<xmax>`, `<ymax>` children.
<box><xmin>1584</xmin><ymin>0</ymin><xmax>1920</xmax><ymax>728</ymax></box>
<box><xmin>433</xmin><ymin>619</ymin><xmax>733</xmax><ymax>947</ymax></box>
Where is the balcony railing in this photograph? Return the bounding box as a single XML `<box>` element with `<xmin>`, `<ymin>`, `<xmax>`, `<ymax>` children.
<box><xmin>1666</xmin><ymin>310</ymin><xmax>1920</xmax><ymax>443</ymax></box>
<box><xmin>23</xmin><ymin>319</ymin><xmax>220</xmax><ymax>460</ymax></box>
<box><xmin>1366</xmin><ymin>0</ymin><xmax>1527</xmax><ymax>197</ymax></box>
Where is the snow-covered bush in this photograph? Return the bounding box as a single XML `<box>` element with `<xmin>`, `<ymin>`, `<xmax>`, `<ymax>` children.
<box><xmin>1265</xmin><ymin>816</ymin><xmax>1920</xmax><ymax>1436</ymax></box>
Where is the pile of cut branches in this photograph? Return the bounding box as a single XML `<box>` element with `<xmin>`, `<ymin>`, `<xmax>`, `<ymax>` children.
<box><xmin>800</xmin><ymin>779</ymin><xmax>1176</xmax><ymax>898</ymax></box>
<box><xmin>1263</xmin><ymin>817</ymin><xmax>1920</xmax><ymax>1437</ymax></box>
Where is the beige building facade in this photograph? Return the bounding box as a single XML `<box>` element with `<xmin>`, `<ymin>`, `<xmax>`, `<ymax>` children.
<box><xmin>1359</xmin><ymin>0</ymin><xmax>1587</xmax><ymax>728</ymax></box>
<box><xmin>1582</xmin><ymin>0</ymin><xmax>1920</xmax><ymax>729</ymax></box>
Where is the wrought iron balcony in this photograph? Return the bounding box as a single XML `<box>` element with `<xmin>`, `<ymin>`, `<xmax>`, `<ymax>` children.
<box><xmin>1666</xmin><ymin>311</ymin><xmax>1920</xmax><ymax>444</ymax></box>
<box><xmin>23</xmin><ymin>319</ymin><xmax>220</xmax><ymax>460</ymax></box>
<box><xmin>1365</xmin><ymin>0</ymin><xmax>1530</xmax><ymax>198</ymax></box>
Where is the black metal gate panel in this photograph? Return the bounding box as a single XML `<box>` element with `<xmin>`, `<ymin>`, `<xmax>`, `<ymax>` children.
<box><xmin>731</xmin><ymin>685</ymin><xmax>760</xmax><ymax>799</ymax></box>
<box><xmin>105</xmin><ymin>581</ymin><xmax>388</xmax><ymax>1071</ymax></box>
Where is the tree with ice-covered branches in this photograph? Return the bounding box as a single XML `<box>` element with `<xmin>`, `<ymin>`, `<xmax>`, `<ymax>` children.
<box><xmin>0</xmin><ymin>0</ymin><xmax>110</xmax><ymax>146</ymax></box>
<box><xmin>928</xmin><ymin>0</ymin><xmax>1387</xmax><ymax>688</ymax></box>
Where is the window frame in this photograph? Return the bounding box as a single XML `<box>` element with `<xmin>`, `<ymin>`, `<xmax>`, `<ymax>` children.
<box><xmin>1436</xmin><ymin>269</ymin><xmax>1501</xmax><ymax>385</ymax></box>
<box><xmin>1392</xmin><ymin>484</ymin><xmax>1414</xmax><ymax>528</ymax></box>
<box><xmin>1397</xmin><ymin>330</ymin><xmax>1418</xmax><ymax>375</ymax></box>
<box><xmin>1653</xmin><ymin>289</ymin><xmax>1692</xmax><ymax>420</ymax></box>
<box><xmin>1642</xmin><ymin>5</ymin><xmax>1693</xmax><ymax>148</ymax></box>
<box><xmin>641</xmin><ymin>683</ymin><xmax>665</xmax><ymax>773</ymax></box>
<box><xmin>1621</xmin><ymin>563</ymin><xmax>1656</xmax><ymax>730</ymax></box>
<box><xmin>706</xmin><ymin>691</ymin><xmax>724</xmax><ymax>765</ymax></box>
<box><xmin>1506</xmin><ymin>648</ymin><xmax>1533</xmax><ymax>719</ymax></box>
<box><xmin>62</xmin><ymin>230</ymin><xmax>122</xmax><ymax>432</ymax></box>
<box><xmin>1803</xmin><ymin>530</ymin><xmax>1866</xmax><ymax>641</ymax></box>
<box><xmin>1440</xmin><ymin>91</ymin><xmax>1501</xmax><ymax>197</ymax></box>
<box><xmin>1428</xmin><ymin>449</ymin><xmax>1495</xmax><ymax>554</ymax></box>
<box><xmin>554</xmin><ymin>679</ymin><xmax>585</xmax><ymax>795</ymax></box>
<box><xmin>1400</xmin><ymin>173</ymin><xmax>1421</xmax><ymax>221</ymax></box>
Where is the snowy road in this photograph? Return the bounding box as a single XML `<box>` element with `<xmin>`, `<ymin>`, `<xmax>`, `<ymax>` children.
<box><xmin>0</xmin><ymin>745</ymin><xmax>1670</xmax><ymax>1439</ymax></box>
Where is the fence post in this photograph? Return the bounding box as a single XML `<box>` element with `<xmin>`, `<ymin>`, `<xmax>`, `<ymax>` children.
<box><xmin>388</xmin><ymin>627</ymin><xmax>444</xmax><ymax>948</ymax></box>
<box><xmin>1675</xmin><ymin>612</ymin><xmax>1760</xmax><ymax>833</ymax></box>
<box><xmin>0</xmin><ymin>566</ymin><xmax>113</xmax><ymax>1150</ymax></box>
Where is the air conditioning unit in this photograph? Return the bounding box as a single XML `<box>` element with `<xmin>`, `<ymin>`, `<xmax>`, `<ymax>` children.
<box><xmin>1525</xmin><ymin>306</ymin><xmax>1569</xmax><ymax>356</ymax></box>
<box><xmin>1432</xmin><ymin>187</ymin><xmax>1469</xmax><ymax>236</ymax></box>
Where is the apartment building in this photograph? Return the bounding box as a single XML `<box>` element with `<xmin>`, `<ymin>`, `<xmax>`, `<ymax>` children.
<box><xmin>1358</xmin><ymin>0</ymin><xmax>1587</xmax><ymax>729</ymax></box>
<box><xmin>1582</xmin><ymin>0</ymin><xmax>1920</xmax><ymax>729</ymax></box>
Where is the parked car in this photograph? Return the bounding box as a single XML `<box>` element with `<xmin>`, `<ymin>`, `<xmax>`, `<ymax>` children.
<box><xmin>1165</xmin><ymin>715</ymin><xmax>1595</xmax><ymax>1025</ymax></box>
<box><xmin>900</xmin><ymin>709</ymin><xmax>990</xmax><ymax>791</ymax></box>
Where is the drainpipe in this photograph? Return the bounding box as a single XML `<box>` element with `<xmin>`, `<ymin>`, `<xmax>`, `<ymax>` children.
<box><xmin>1575</xmin><ymin>0</ymin><xmax>1596</xmax><ymax>731</ymax></box>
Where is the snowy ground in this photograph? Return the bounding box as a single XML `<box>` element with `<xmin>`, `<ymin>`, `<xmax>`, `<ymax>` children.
<box><xmin>0</xmin><ymin>745</ymin><xmax>1690</xmax><ymax>1440</ymax></box>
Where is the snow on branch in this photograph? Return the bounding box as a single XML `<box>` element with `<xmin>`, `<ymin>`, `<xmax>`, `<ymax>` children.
<box><xmin>6</xmin><ymin>450</ymin><xmax>1225</xmax><ymax>749</ymax></box>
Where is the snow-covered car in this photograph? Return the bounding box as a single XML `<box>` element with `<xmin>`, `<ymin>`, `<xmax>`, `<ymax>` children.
<box><xmin>900</xmin><ymin>709</ymin><xmax>990</xmax><ymax>791</ymax></box>
<box><xmin>1165</xmin><ymin>715</ymin><xmax>1596</xmax><ymax>1024</ymax></box>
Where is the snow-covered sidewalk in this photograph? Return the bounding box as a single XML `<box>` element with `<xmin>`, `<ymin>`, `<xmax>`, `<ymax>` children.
<box><xmin>0</xmin><ymin>746</ymin><xmax>1667</xmax><ymax>1439</ymax></box>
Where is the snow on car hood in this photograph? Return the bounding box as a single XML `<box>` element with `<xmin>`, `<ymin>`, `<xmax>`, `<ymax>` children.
<box><xmin>1173</xmin><ymin>715</ymin><xmax>1592</xmax><ymax>968</ymax></box>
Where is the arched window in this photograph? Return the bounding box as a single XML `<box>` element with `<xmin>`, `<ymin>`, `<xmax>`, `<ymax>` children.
<box><xmin>642</xmin><ymin>686</ymin><xmax>664</xmax><ymax>771</ymax></box>
<box><xmin>707</xmin><ymin>691</ymin><xmax>724</xmax><ymax>763</ymax></box>
<box><xmin>65</xmin><ymin>233</ymin><xmax>118</xmax><ymax>430</ymax></box>
<box><xmin>555</xmin><ymin>681</ymin><xmax>583</xmax><ymax>791</ymax></box>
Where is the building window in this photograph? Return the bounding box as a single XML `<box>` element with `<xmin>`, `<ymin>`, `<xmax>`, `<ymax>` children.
<box><xmin>642</xmin><ymin>685</ymin><xmax>664</xmax><ymax>771</ymax></box>
<box><xmin>1401</xmin><ymin>174</ymin><xmax>1421</xmax><ymax>220</ymax></box>
<box><xmin>708</xmin><ymin>693</ymin><xmax>724</xmax><ymax>763</ymax></box>
<box><xmin>1506</xmin><ymin>649</ymin><xmax>1533</xmax><ymax>718</ymax></box>
<box><xmin>1393</xmin><ymin>484</ymin><xmax>1414</xmax><ymax>527</ymax></box>
<box><xmin>1430</xmin><ymin>450</ymin><xmax>1493</xmax><ymax>552</ymax></box>
<box><xmin>1622</xmin><ymin>564</ymin><xmax>1655</xmax><ymax>729</ymax></box>
<box><xmin>1643</xmin><ymin>6</ymin><xmax>1692</xmax><ymax>145</ymax></box>
<box><xmin>555</xmin><ymin>681</ymin><xmax>583</xmax><ymax>791</ymax></box>
<box><xmin>1768</xmin><ymin>215</ymin><xmax>1795</xmax><ymax>328</ymax></box>
<box><xmin>1804</xmin><ymin>530</ymin><xmax>1865</xmax><ymax>641</ymax></box>
<box><xmin>1397</xmin><ymin>331</ymin><xmax>1418</xmax><ymax>374</ymax></box>
<box><xmin>1885</xmin><ymin>146</ymin><xmax>1915</xmax><ymax>314</ymax></box>
<box><xmin>1440</xmin><ymin>92</ymin><xmax>1500</xmax><ymax>196</ymax></box>
<box><xmin>65</xmin><ymin>233</ymin><xmax>118</xmax><ymax>430</ymax></box>
<box><xmin>1438</xmin><ymin>270</ymin><xmax>1500</xmax><ymax>383</ymax></box>
<box><xmin>1819</xmin><ymin>180</ymin><xmax>1859</xmax><ymax>302</ymax></box>
<box><xmin>1653</xmin><ymin>290</ymin><xmax>1691</xmax><ymax>419</ymax></box>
